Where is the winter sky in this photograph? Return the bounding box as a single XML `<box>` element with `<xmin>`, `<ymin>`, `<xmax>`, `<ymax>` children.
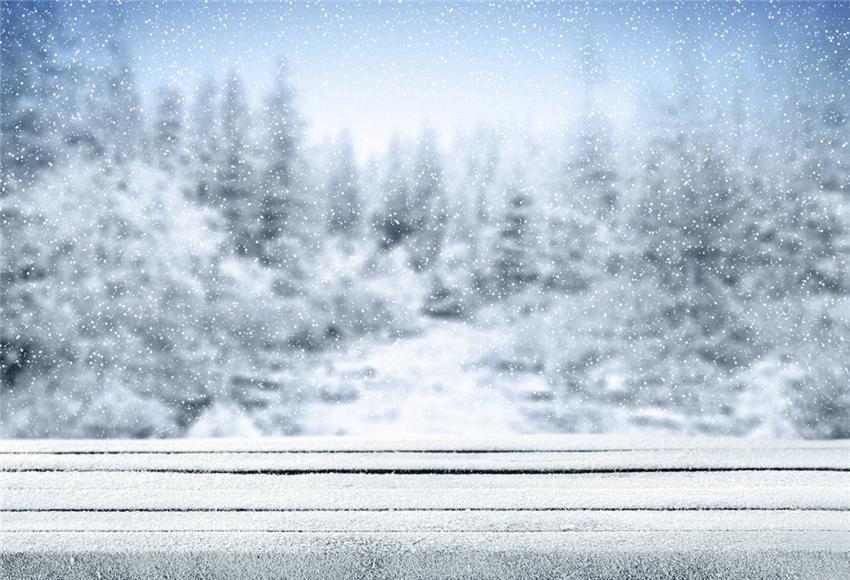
<box><xmin>120</xmin><ymin>1</ymin><xmax>843</xmax><ymax>161</ymax></box>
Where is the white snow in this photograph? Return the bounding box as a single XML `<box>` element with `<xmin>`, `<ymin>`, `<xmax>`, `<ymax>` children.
<box><xmin>298</xmin><ymin>320</ymin><xmax>547</xmax><ymax>436</ymax></box>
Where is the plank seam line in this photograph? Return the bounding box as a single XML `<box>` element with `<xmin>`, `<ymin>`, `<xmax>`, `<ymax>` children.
<box><xmin>3</xmin><ymin>507</ymin><xmax>847</xmax><ymax>513</ymax></box>
<box><xmin>5</xmin><ymin>529</ymin><xmax>849</xmax><ymax>534</ymax></box>
<box><xmin>3</xmin><ymin>468</ymin><xmax>848</xmax><ymax>475</ymax></box>
<box><xmin>11</xmin><ymin>487</ymin><xmax>843</xmax><ymax>491</ymax></box>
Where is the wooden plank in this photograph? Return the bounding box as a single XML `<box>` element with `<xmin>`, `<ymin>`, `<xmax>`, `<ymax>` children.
<box><xmin>1</xmin><ymin>437</ymin><xmax>848</xmax><ymax>579</ymax></box>
<box><xmin>4</xmin><ymin>485</ymin><xmax>847</xmax><ymax>511</ymax></box>
<box><xmin>4</xmin><ymin>530</ymin><xmax>850</xmax><ymax>553</ymax></box>
<box><xmin>5</xmin><ymin>509</ymin><xmax>850</xmax><ymax>533</ymax></box>
<box><xmin>3</xmin><ymin>532</ymin><xmax>849</xmax><ymax>580</ymax></box>
<box><xmin>4</xmin><ymin>469</ymin><xmax>847</xmax><ymax>491</ymax></box>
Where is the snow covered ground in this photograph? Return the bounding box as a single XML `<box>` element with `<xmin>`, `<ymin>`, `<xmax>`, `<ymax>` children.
<box><xmin>298</xmin><ymin>320</ymin><xmax>551</xmax><ymax>436</ymax></box>
<box><xmin>189</xmin><ymin>316</ymin><xmax>770</xmax><ymax>440</ymax></box>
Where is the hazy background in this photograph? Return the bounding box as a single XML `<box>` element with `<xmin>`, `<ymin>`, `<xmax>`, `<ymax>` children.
<box><xmin>2</xmin><ymin>1</ymin><xmax>848</xmax><ymax>439</ymax></box>
<box><xmin>124</xmin><ymin>2</ymin><xmax>843</xmax><ymax>158</ymax></box>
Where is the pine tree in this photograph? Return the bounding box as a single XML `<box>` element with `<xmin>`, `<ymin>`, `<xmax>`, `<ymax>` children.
<box><xmin>636</xmin><ymin>126</ymin><xmax>748</xmax><ymax>294</ymax></box>
<box><xmin>622</xmin><ymin>51</ymin><xmax>759</xmax><ymax>417</ymax></box>
<box><xmin>190</xmin><ymin>78</ymin><xmax>220</xmax><ymax>203</ymax></box>
<box><xmin>493</xmin><ymin>183</ymin><xmax>540</xmax><ymax>298</ymax></box>
<box><xmin>569</xmin><ymin>118</ymin><xmax>619</xmax><ymax>222</ymax></box>
<box><xmin>544</xmin><ymin>39</ymin><xmax>616</xmax><ymax>294</ymax></box>
<box><xmin>153</xmin><ymin>86</ymin><xmax>184</xmax><ymax>172</ymax></box>
<box><xmin>408</xmin><ymin>129</ymin><xmax>449</xmax><ymax>271</ymax></box>
<box><xmin>260</xmin><ymin>62</ymin><xmax>308</xmax><ymax>266</ymax></box>
<box><xmin>573</xmin><ymin>36</ymin><xmax>618</xmax><ymax>221</ymax></box>
<box><xmin>0</xmin><ymin>2</ymin><xmax>58</xmax><ymax>194</ymax></box>
<box><xmin>461</xmin><ymin>130</ymin><xmax>501</xmax><ymax>295</ymax></box>
<box><xmin>374</xmin><ymin>137</ymin><xmax>414</xmax><ymax>249</ymax></box>
<box><xmin>217</xmin><ymin>73</ymin><xmax>256</xmax><ymax>256</ymax></box>
<box><xmin>326</xmin><ymin>131</ymin><xmax>361</xmax><ymax>238</ymax></box>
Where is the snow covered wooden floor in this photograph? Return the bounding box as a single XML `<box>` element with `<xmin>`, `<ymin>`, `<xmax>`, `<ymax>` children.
<box><xmin>2</xmin><ymin>436</ymin><xmax>849</xmax><ymax>579</ymax></box>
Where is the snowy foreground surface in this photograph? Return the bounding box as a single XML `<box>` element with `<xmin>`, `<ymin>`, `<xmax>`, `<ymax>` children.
<box><xmin>2</xmin><ymin>436</ymin><xmax>849</xmax><ymax>579</ymax></box>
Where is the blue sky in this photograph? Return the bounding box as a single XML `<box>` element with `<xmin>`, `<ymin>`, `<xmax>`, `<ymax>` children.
<box><xmin>113</xmin><ymin>1</ymin><xmax>844</xmax><ymax>159</ymax></box>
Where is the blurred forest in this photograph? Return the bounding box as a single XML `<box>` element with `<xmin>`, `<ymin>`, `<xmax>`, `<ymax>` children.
<box><xmin>1</xmin><ymin>3</ymin><xmax>848</xmax><ymax>438</ymax></box>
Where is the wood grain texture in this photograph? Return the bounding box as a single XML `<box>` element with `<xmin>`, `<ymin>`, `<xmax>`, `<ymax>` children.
<box><xmin>2</xmin><ymin>436</ymin><xmax>849</xmax><ymax>579</ymax></box>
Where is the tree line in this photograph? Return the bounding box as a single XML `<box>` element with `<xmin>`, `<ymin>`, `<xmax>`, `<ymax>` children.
<box><xmin>1</xmin><ymin>3</ymin><xmax>848</xmax><ymax>438</ymax></box>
